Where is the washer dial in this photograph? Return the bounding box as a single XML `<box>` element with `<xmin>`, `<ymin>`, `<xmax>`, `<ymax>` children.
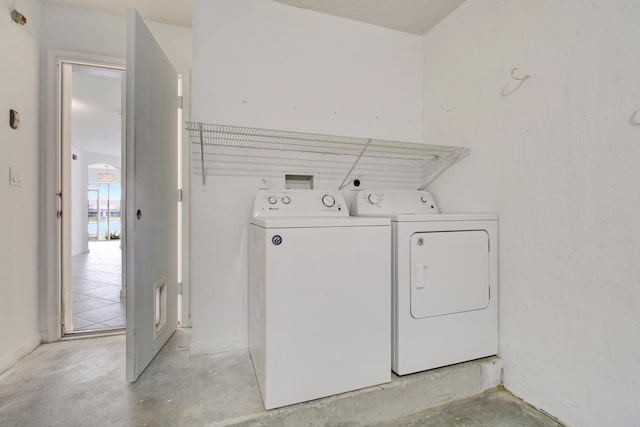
<box><xmin>367</xmin><ymin>193</ymin><xmax>381</xmax><ymax>205</ymax></box>
<box><xmin>321</xmin><ymin>194</ymin><xmax>336</xmax><ymax>208</ymax></box>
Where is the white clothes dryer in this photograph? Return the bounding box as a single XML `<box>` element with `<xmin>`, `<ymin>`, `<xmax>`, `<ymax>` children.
<box><xmin>352</xmin><ymin>190</ymin><xmax>498</xmax><ymax>376</ymax></box>
<box><xmin>249</xmin><ymin>190</ymin><xmax>391</xmax><ymax>409</ymax></box>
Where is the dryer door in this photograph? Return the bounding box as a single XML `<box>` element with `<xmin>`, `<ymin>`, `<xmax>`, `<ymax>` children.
<box><xmin>410</xmin><ymin>230</ymin><xmax>490</xmax><ymax>319</ymax></box>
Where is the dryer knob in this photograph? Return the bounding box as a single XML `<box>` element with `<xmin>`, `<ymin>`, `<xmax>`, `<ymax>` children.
<box><xmin>282</xmin><ymin>196</ymin><xmax>291</xmax><ymax>204</ymax></box>
<box><xmin>420</xmin><ymin>196</ymin><xmax>429</xmax><ymax>204</ymax></box>
<box><xmin>321</xmin><ymin>194</ymin><xmax>336</xmax><ymax>208</ymax></box>
<box><xmin>367</xmin><ymin>194</ymin><xmax>381</xmax><ymax>205</ymax></box>
<box><xmin>268</xmin><ymin>196</ymin><xmax>277</xmax><ymax>204</ymax></box>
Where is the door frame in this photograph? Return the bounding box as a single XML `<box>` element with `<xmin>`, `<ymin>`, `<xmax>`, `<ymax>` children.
<box><xmin>60</xmin><ymin>59</ymin><xmax>126</xmax><ymax>336</ymax></box>
<box><xmin>42</xmin><ymin>50</ymin><xmax>127</xmax><ymax>343</ymax></box>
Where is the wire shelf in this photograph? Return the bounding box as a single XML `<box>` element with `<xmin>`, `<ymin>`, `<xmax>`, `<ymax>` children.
<box><xmin>186</xmin><ymin>122</ymin><xmax>469</xmax><ymax>189</ymax></box>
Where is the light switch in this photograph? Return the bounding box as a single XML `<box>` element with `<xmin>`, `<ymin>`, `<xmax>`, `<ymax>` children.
<box><xmin>9</xmin><ymin>167</ymin><xmax>22</xmax><ymax>187</ymax></box>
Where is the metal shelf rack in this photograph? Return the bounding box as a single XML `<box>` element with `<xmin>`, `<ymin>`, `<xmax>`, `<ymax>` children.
<box><xmin>186</xmin><ymin>122</ymin><xmax>470</xmax><ymax>189</ymax></box>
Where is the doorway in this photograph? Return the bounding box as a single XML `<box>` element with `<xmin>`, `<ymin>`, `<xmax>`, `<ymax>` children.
<box><xmin>60</xmin><ymin>62</ymin><xmax>126</xmax><ymax>335</ymax></box>
<box><xmin>70</xmin><ymin>164</ymin><xmax>125</xmax><ymax>332</ymax></box>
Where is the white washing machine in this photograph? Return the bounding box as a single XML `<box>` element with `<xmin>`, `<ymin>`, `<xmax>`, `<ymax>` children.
<box><xmin>248</xmin><ymin>189</ymin><xmax>391</xmax><ymax>409</ymax></box>
<box><xmin>352</xmin><ymin>190</ymin><xmax>498</xmax><ymax>376</ymax></box>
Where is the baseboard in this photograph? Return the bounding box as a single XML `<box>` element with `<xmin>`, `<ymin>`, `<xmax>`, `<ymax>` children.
<box><xmin>0</xmin><ymin>334</ymin><xmax>41</xmax><ymax>375</ymax></box>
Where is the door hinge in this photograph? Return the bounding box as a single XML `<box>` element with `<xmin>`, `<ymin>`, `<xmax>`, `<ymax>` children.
<box><xmin>56</xmin><ymin>210</ymin><xmax>62</xmax><ymax>218</ymax></box>
<box><xmin>178</xmin><ymin>95</ymin><xmax>183</xmax><ymax>110</ymax></box>
<box><xmin>178</xmin><ymin>189</ymin><xmax>183</xmax><ymax>202</ymax></box>
<box><xmin>178</xmin><ymin>282</ymin><xmax>183</xmax><ymax>295</ymax></box>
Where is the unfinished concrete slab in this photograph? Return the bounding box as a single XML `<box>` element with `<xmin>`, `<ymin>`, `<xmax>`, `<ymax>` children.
<box><xmin>0</xmin><ymin>329</ymin><xmax>560</xmax><ymax>426</ymax></box>
<box><xmin>371</xmin><ymin>388</ymin><xmax>563</xmax><ymax>427</ymax></box>
<box><xmin>226</xmin><ymin>355</ymin><xmax>502</xmax><ymax>426</ymax></box>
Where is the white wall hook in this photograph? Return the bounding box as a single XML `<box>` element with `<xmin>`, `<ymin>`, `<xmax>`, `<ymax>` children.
<box><xmin>501</xmin><ymin>67</ymin><xmax>530</xmax><ymax>97</ymax></box>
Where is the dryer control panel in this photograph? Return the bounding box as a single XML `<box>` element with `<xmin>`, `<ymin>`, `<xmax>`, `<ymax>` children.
<box><xmin>351</xmin><ymin>190</ymin><xmax>440</xmax><ymax>215</ymax></box>
<box><xmin>253</xmin><ymin>189</ymin><xmax>349</xmax><ymax>217</ymax></box>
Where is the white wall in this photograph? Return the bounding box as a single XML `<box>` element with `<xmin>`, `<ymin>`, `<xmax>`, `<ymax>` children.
<box><xmin>192</xmin><ymin>0</ymin><xmax>422</xmax><ymax>140</ymax></box>
<box><xmin>423</xmin><ymin>1</ymin><xmax>640</xmax><ymax>425</ymax></box>
<box><xmin>190</xmin><ymin>0</ymin><xmax>423</xmax><ymax>353</ymax></box>
<box><xmin>0</xmin><ymin>0</ymin><xmax>42</xmax><ymax>373</ymax></box>
<box><xmin>41</xmin><ymin>4</ymin><xmax>193</xmax><ymax>73</ymax></box>
<box><xmin>40</xmin><ymin>4</ymin><xmax>192</xmax><ymax>340</ymax></box>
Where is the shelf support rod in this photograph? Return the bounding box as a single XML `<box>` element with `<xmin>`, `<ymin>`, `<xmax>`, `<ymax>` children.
<box><xmin>417</xmin><ymin>149</ymin><xmax>469</xmax><ymax>191</ymax></box>
<box><xmin>199</xmin><ymin>123</ymin><xmax>206</xmax><ymax>186</ymax></box>
<box><xmin>338</xmin><ymin>138</ymin><xmax>372</xmax><ymax>190</ymax></box>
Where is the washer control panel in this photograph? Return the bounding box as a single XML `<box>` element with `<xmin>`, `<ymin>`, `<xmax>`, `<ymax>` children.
<box><xmin>253</xmin><ymin>189</ymin><xmax>349</xmax><ymax>217</ymax></box>
<box><xmin>351</xmin><ymin>190</ymin><xmax>440</xmax><ymax>215</ymax></box>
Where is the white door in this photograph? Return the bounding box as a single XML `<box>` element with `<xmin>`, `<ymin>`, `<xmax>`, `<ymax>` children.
<box><xmin>125</xmin><ymin>9</ymin><xmax>179</xmax><ymax>382</ymax></box>
<box><xmin>410</xmin><ymin>230</ymin><xmax>490</xmax><ymax>319</ymax></box>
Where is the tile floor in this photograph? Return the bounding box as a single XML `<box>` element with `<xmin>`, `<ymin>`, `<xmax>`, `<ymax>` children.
<box><xmin>71</xmin><ymin>240</ymin><xmax>125</xmax><ymax>332</ymax></box>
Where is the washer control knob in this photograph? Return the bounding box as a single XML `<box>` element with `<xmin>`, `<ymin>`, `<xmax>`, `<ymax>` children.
<box><xmin>321</xmin><ymin>194</ymin><xmax>336</xmax><ymax>208</ymax></box>
<box><xmin>268</xmin><ymin>196</ymin><xmax>277</xmax><ymax>205</ymax></box>
<box><xmin>420</xmin><ymin>196</ymin><xmax>429</xmax><ymax>204</ymax></box>
<box><xmin>367</xmin><ymin>193</ymin><xmax>381</xmax><ymax>205</ymax></box>
<box><xmin>282</xmin><ymin>196</ymin><xmax>291</xmax><ymax>204</ymax></box>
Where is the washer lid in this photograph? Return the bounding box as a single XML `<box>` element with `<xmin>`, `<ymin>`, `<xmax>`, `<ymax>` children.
<box><xmin>251</xmin><ymin>216</ymin><xmax>389</xmax><ymax>228</ymax></box>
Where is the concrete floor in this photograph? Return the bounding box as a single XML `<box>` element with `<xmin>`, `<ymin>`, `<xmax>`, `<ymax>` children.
<box><xmin>0</xmin><ymin>329</ymin><xmax>562</xmax><ymax>426</ymax></box>
<box><xmin>370</xmin><ymin>390</ymin><xmax>562</xmax><ymax>427</ymax></box>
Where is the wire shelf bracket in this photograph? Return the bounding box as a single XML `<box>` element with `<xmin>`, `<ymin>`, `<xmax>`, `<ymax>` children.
<box><xmin>186</xmin><ymin>122</ymin><xmax>470</xmax><ymax>190</ymax></box>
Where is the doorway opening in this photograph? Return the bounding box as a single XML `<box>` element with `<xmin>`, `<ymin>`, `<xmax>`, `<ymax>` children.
<box><xmin>70</xmin><ymin>163</ymin><xmax>124</xmax><ymax>331</ymax></box>
<box><xmin>60</xmin><ymin>62</ymin><xmax>126</xmax><ymax>335</ymax></box>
